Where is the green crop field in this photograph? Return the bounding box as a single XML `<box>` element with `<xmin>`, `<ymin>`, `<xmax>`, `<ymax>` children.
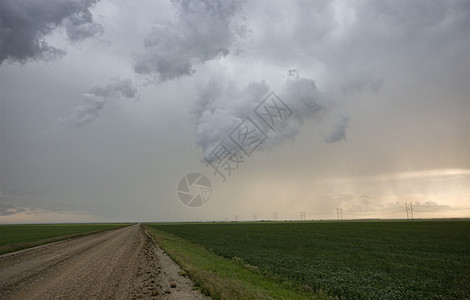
<box><xmin>149</xmin><ymin>220</ymin><xmax>470</xmax><ymax>300</ymax></box>
<box><xmin>0</xmin><ymin>223</ymin><xmax>130</xmax><ymax>254</ymax></box>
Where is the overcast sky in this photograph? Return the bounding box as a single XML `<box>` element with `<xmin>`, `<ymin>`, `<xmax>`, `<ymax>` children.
<box><xmin>1</xmin><ymin>0</ymin><xmax>469</xmax><ymax>223</ymax></box>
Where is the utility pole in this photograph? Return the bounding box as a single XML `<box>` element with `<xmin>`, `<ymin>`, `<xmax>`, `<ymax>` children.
<box><xmin>235</xmin><ymin>215</ymin><xmax>239</xmax><ymax>222</ymax></box>
<box><xmin>405</xmin><ymin>202</ymin><xmax>414</xmax><ymax>220</ymax></box>
<box><xmin>300</xmin><ymin>211</ymin><xmax>306</xmax><ymax>221</ymax></box>
<box><xmin>253</xmin><ymin>213</ymin><xmax>257</xmax><ymax>221</ymax></box>
<box><xmin>336</xmin><ymin>208</ymin><xmax>343</xmax><ymax>221</ymax></box>
<box><xmin>273</xmin><ymin>212</ymin><xmax>278</xmax><ymax>221</ymax></box>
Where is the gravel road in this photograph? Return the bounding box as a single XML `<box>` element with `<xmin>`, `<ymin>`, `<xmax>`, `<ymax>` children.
<box><xmin>0</xmin><ymin>224</ymin><xmax>209</xmax><ymax>299</ymax></box>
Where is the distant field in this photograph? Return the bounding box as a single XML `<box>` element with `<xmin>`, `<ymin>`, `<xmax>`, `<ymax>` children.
<box><xmin>0</xmin><ymin>223</ymin><xmax>130</xmax><ymax>255</ymax></box>
<box><xmin>150</xmin><ymin>220</ymin><xmax>470</xmax><ymax>300</ymax></box>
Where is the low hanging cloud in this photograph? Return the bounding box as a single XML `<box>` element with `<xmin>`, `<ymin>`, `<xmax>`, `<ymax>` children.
<box><xmin>325</xmin><ymin>114</ymin><xmax>349</xmax><ymax>143</ymax></box>
<box><xmin>332</xmin><ymin>196</ymin><xmax>453</xmax><ymax>216</ymax></box>
<box><xmin>60</xmin><ymin>78</ymin><xmax>137</xmax><ymax>127</ymax></box>
<box><xmin>134</xmin><ymin>0</ymin><xmax>246</xmax><ymax>81</ymax></box>
<box><xmin>193</xmin><ymin>72</ymin><xmax>347</xmax><ymax>161</ymax></box>
<box><xmin>0</xmin><ymin>0</ymin><xmax>103</xmax><ymax>64</ymax></box>
<box><xmin>0</xmin><ymin>202</ymin><xmax>26</xmax><ymax>216</ymax></box>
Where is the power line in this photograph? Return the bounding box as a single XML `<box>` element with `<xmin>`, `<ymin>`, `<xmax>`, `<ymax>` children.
<box><xmin>336</xmin><ymin>208</ymin><xmax>343</xmax><ymax>221</ymax></box>
<box><xmin>405</xmin><ymin>202</ymin><xmax>414</xmax><ymax>220</ymax></box>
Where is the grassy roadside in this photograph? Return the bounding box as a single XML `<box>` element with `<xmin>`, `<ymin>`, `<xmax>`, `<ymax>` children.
<box><xmin>0</xmin><ymin>223</ymin><xmax>132</xmax><ymax>255</ymax></box>
<box><xmin>144</xmin><ymin>225</ymin><xmax>331</xmax><ymax>300</ymax></box>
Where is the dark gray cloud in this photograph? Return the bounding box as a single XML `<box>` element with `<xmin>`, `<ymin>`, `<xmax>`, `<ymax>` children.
<box><xmin>332</xmin><ymin>195</ymin><xmax>453</xmax><ymax>216</ymax></box>
<box><xmin>134</xmin><ymin>0</ymin><xmax>469</xmax><ymax>163</ymax></box>
<box><xmin>59</xmin><ymin>78</ymin><xmax>137</xmax><ymax>126</ymax></box>
<box><xmin>0</xmin><ymin>204</ymin><xmax>24</xmax><ymax>216</ymax></box>
<box><xmin>0</xmin><ymin>202</ymin><xmax>26</xmax><ymax>216</ymax></box>
<box><xmin>134</xmin><ymin>0</ymin><xmax>246</xmax><ymax>81</ymax></box>
<box><xmin>193</xmin><ymin>73</ymin><xmax>347</xmax><ymax>162</ymax></box>
<box><xmin>0</xmin><ymin>0</ymin><xmax>102</xmax><ymax>64</ymax></box>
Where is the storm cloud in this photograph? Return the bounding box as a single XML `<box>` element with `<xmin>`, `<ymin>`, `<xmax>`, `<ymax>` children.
<box><xmin>192</xmin><ymin>73</ymin><xmax>349</xmax><ymax>162</ymax></box>
<box><xmin>0</xmin><ymin>0</ymin><xmax>102</xmax><ymax>64</ymax></box>
<box><xmin>134</xmin><ymin>0</ymin><xmax>246</xmax><ymax>81</ymax></box>
<box><xmin>0</xmin><ymin>0</ymin><xmax>468</xmax><ymax>222</ymax></box>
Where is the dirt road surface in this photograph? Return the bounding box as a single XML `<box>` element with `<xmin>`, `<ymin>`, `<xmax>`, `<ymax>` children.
<box><xmin>0</xmin><ymin>224</ymin><xmax>209</xmax><ymax>299</ymax></box>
